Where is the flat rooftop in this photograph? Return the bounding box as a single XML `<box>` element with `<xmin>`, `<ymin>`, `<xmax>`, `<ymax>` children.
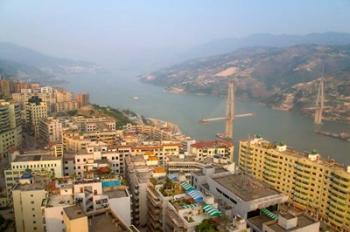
<box><xmin>212</xmin><ymin>173</ymin><xmax>280</xmax><ymax>201</ymax></box>
<box><xmin>47</xmin><ymin>194</ymin><xmax>74</xmax><ymax>207</ymax></box>
<box><xmin>248</xmin><ymin>215</ymin><xmax>273</xmax><ymax>231</ymax></box>
<box><xmin>63</xmin><ymin>205</ymin><xmax>86</xmax><ymax>220</ymax></box>
<box><xmin>14</xmin><ymin>153</ymin><xmax>60</xmax><ymax>162</ymax></box>
<box><xmin>242</xmin><ymin>138</ymin><xmax>347</xmax><ymax>171</ymax></box>
<box><xmin>104</xmin><ymin>189</ymin><xmax>129</xmax><ymax>198</ymax></box>
<box><xmin>265</xmin><ymin>214</ymin><xmax>318</xmax><ymax>232</ymax></box>
<box><xmin>14</xmin><ymin>181</ymin><xmax>46</xmax><ymax>191</ymax></box>
<box><xmin>90</xmin><ymin>212</ymin><xmax>128</xmax><ymax>232</ymax></box>
<box><xmin>14</xmin><ymin>176</ymin><xmax>48</xmax><ymax>191</ymax></box>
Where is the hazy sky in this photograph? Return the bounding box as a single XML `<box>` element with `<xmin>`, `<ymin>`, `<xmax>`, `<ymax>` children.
<box><xmin>1</xmin><ymin>0</ymin><xmax>350</xmax><ymax>69</ymax></box>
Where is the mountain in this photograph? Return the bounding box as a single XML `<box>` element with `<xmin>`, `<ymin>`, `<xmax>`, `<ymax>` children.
<box><xmin>0</xmin><ymin>58</ymin><xmax>50</xmax><ymax>81</ymax></box>
<box><xmin>185</xmin><ymin>32</ymin><xmax>350</xmax><ymax>59</ymax></box>
<box><xmin>142</xmin><ymin>44</ymin><xmax>350</xmax><ymax>123</ymax></box>
<box><xmin>0</xmin><ymin>42</ymin><xmax>101</xmax><ymax>82</ymax></box>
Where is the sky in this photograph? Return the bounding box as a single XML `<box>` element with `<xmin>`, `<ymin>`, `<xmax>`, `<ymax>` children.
<box><xmin>1</xmin><ymin>0</ymin><xmax>350</xmax><ymax>70</ymax></box>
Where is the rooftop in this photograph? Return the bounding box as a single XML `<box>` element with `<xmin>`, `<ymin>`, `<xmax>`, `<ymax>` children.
<box><xmin>265</xmin><ymin>214</ymin><xmax>318</xmax><ymax>232</ymax></box>
<box><xmin>248</xmin><ymin>215</ymin><xmax>273</xmax><ymax>231</ymax></box>
<box><xmin>46</xmin><ymin>193</ymin><xmax>74</xmax><ymax>207</ymax></box>
<box><xmin>212</xmin><ymin>173</ymin><xmax>280</xmax><ymax>201</ymax></box>
<box><xmin>104</xmin><ymin>189</ymin><xmax>129</xmax><ymax>198</ymax></box>
<box><xmin>13</xmin><ymin>151</ymin><xmax>60</xmax><ymax>162</ymax></box>
<box><xmin>242</xmin><ymin>137</ymin><xmax>347</xmax><ymax>171</ymax></box>
<box><xmin>89</xmin><ymin>211</ymin><xmax>129</xmax><ymax>232</ymax></box>
<box><xmin>14</xmin><ymin>176</ymin><xmax>48</xmax><ymax>191</ymax></box>
<box><xmin>63</xmin><ymin>205</ymin><xmax>86</xmax><ymax>220</ymax></box>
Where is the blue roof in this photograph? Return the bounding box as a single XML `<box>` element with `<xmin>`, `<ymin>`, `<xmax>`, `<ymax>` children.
<box><xmin>187</xmin><ymin>189</ymin><xmax>204</xmax><ymax>203</ymax></box>
<box><xmin>21</xmin><ymin>172</ymin><xmax>32</xmax><ymax>179</ymax></box>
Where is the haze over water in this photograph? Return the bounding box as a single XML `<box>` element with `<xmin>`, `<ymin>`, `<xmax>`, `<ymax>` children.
<box><xmin>60</xmin><ymin>71</ymin><xmax>350</xmax><ymax>165</ymax></box>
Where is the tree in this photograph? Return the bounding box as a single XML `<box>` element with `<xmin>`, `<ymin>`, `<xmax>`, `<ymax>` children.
<box><xmin>195</xmin><ymin>219</ymin><xmax>218</xmax><ymax>232</ymax></box>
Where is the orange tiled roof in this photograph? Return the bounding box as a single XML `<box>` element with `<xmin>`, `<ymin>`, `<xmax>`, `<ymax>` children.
<box><xmin>153</xmin><ymin>166</ymin><xmax>166</xmax><ymax>173</ymax></box>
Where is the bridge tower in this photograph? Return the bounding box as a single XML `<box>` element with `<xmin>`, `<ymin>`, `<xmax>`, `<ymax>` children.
<box><xmin>314</xmin><ymin>78</ymin><xmax>325</xmax><ymax>125</ymax></box>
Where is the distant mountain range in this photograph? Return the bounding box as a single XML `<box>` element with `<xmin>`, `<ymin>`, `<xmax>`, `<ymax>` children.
<box><xmin>142</xmin><ymin>43</ymin><xmax>350</xmax><ymax>123</ymax></box>
<box><xmin>184</xmin><ymin>32</ymin><xmax>350</xmax><ymax>59</ymax></box>
<box><xmin>0</xmin><ymin>42</ymin><xmax>101</xmax><ymax>83</ymax></box>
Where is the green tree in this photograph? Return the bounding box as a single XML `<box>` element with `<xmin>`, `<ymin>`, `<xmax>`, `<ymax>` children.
<box><xmin>195</xmin><ymin>219</ymin><xmax>218</xmax><ymax>232</ymax></box>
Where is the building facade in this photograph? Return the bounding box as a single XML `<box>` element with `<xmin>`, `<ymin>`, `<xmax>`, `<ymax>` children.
<box><xmin>25</xmin><ymin>96</ymin><xmax>48</xmax><ymax>137</ymax></box>
<box><xmin>239</xmin><ymin>137</ymin><xmax>350</xmax><ymax>231</ymax></box>
<box><xmin>0</xmin><ymin>100</ymin><xmax>22</xmax><ymax>159</ymax></box>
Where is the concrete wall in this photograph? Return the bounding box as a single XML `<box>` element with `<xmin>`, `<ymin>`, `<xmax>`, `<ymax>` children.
<box><xmin>109</xmin><ymin>193</ymin><xmax>132</xmax><ymax>226</ymax></box>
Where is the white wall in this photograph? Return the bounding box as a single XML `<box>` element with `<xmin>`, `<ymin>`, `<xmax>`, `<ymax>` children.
<box><xmin>109</xmin><ymin>194</ymin><xmax>131</xmax><ymax>226</ymax></box>
<box><xmin>45</xmin><ymin>205</ymin><xmax>68</xmax><ymax>232</ymax></box>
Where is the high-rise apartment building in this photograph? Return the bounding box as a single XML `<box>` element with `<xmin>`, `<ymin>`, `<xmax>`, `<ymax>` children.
<box><xmin>39</xmin><ymin>117</ymin><xmax>63</xmax><ymax>146</ymax></box>
<box><xmin>12</xmin><ymin>175</ymin><xmax>48</xmax><ymax>232</ymax></box>
<box><xmin>0</xmin><ymin>79</ymin><xmax>11</xmax><ymax>97</ymax></box>
<box><xmin>238</xmin><ymin>136</ymin><xmax>350</xmax><ymax>231</ymax></box>
<box><xmin>0</xmin><ymin>100</ymin><xmax>22</xmax><ymax>159</ymax></box>
<box><xmin>76</xmin><ymin>93</ymin><xmax>89</xmax><ymax>107</ymax></box>
<box><xmin>25</xmin><ymin>96</ymin><xmax>48</xmax><ymax>137</ymax></box>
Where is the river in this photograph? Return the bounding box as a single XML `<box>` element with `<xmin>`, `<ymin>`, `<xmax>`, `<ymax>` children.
<box><xmin>58</xmin><ymin>71</ymin><xmax>350</xmax><ymax>165</ymax></box>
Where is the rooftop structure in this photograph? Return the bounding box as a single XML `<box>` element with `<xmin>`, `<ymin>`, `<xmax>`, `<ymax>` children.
<box><xmin>212</xmin><ymin>173</ymin><xmax>280</xmax><ymax>202</ymax></box>
<box><xmin>191</xmin><ymin>166</ymin><xmax>288</xmax><ymax>229</ymax></box>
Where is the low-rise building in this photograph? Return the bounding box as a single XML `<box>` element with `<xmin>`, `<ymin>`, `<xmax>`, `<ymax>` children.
<box><xmin>147</xmin><ymin>176</ymin><xmax>250</xmax><ymax>232</ymax></box>
<box><xmin>63</xmin><ymin>205</ymin><xmax>137</xmax><ymax>232</ymax></box>
<box><xmin>4</xmin><ymin>150</ymin><xmax>62</xmax><ymax>202</ymax></box>
<box><xmin>190</xmin><ymin>140</ymin><xmax>234</xmax><ymax>161</ymax></box>
<box><xmin>191</xmin><ymin>166</ymin><xmax>288</xmax><ymax>230</ymax></box>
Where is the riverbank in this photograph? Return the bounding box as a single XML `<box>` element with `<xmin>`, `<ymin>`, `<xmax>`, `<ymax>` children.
<box><xmin>58</xmin><ymin>72</ymin><xmax>350</xmax><ymax>165</ymax></box>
